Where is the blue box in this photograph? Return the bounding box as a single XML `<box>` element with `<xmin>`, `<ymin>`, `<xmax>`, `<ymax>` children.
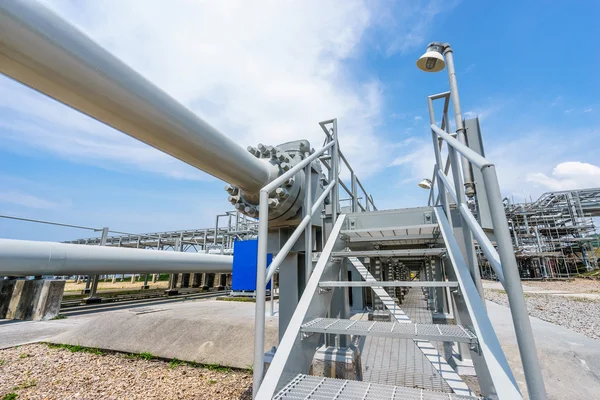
<box><xmin>232</xmin><ymin>239</ymin><xmax>272</xmax><ymax>291</ymax></box>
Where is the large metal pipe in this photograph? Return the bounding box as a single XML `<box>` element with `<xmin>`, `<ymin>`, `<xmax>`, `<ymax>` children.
<box><xmin>0</xmin><ymin>1</ymin><xmax>272</xmax><ymax>193</ymax></box>
<box><xmin>0</xmin><ymin>239</ymin><xmax>232</xmax><ymax>276</ymax></box>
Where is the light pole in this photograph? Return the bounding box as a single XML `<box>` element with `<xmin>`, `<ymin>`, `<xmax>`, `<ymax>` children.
<box><xmin>417</xmin><ymin>42</ymin><xmax>476</xmax><ymax>199</ymax></box>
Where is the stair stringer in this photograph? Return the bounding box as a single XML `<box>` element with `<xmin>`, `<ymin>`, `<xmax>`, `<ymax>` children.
<box><xmin>435</xmin><ymin>206</ymin><xmax>522</xmax><ymax>400</ymax></box>
<box><xmin>256</xmin><ymin>215</ymin><xmax>347</xmax><ymax>399</ymax></box>
<box><xmin>348</xmin><ymin>256</ymin><xmax>473</xmax><ymax>397</ymax></box>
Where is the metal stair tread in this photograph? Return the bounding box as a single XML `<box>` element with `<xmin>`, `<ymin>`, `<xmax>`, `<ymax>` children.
<box><xmin>301</xmin><ymin>318</ymin><xmax>477</xmax><ymax>344</ymax></box>
<box><xmin>273</xmin><ymin>374</ymin><xmax>479</xmax><ymax>399</ymax></box>
<box><xmin>319</xmin><ymin>280</ymin><xmax>459</xmax><ymax>288</ymax></box>
<box><xmin>332</xmin><ymin>248</ymin><xmax>446</xmax><ymax>257</ymax></box>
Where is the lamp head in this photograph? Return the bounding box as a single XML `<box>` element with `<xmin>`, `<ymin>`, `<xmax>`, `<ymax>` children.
<box><xmin>418</xmin><ymin>178</ymin><xmax>432</xmax><ymax>189</ymax></box>
<box><xmin>416</xmin><ymin>43</ymin><xmax>446</xmax><ymax>72</ymax></box>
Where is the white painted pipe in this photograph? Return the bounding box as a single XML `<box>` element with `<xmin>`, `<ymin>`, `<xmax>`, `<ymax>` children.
<box><xmin>0</xmin><ymin>1</ymin><xmax>272</xmax><ymax>194</ymax></box>
<box><xmin>0</xmin><ymin>239</ymin><xmax>232</xmax><ymax>276</ymax></box>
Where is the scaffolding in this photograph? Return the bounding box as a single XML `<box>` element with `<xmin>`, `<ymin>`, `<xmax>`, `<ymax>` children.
<box><xmin>480</xmin><ymin>188</ymin><xmax>600</xmax><ymax>279</ymax></box>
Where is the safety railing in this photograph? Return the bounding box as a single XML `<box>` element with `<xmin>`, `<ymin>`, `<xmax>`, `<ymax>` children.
<box><xmin>427</xmin><ymin>94</ymin><xmax>547</xmax><ymax>400</ymax></box>
<box><xmin>252</xmin><ymin>118</ymin><xmax>375</xmax><ymax>398</ymax></box>
<box><xmin>318</xmin><ymin>122</ymin><xmax>377</xmax><ymax>213</ymax></box>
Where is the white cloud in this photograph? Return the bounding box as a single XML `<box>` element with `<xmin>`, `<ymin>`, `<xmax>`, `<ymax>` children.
<box><xmin>1</xmin><ymin>0</ymin><xmax>457</xmax><ymax>182</ymax></box>
<box><xmin>527</xmin><ymin>162</ymin><xmax>600</xmax><ymax>191</ymax></box>
<box><xmin>0</xmin><ymin>190</ymin><xmax>65</xmax><ymax>210</ymax></box>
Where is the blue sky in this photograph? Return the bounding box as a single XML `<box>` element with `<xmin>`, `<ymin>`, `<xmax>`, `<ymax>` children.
<box><xmin>1</xmin><ymin>0</ymin><xmax>599</xmax><ymax>242</ymax></box>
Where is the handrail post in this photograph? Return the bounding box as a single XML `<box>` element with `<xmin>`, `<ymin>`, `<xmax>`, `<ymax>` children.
<box><xmin>482</xmin><ymin>165</ymin><xmax>548</xmax><ymax>400</ymax></box>
<box><xmin>252</xmin><ymin>190</ymin><xmax>270</xmax><ymax>399</ymax></box>
<box><xmin>331</xmin><ymin>119</ymin><xmax>339</xmax><ymax>222</ymax></box>
<box><xmin>447</xmin><ymin>146</ymin><xmax>485</xmax><ymax>302</ymax></box>
<box><xmin>304</xmin><ymin>163</ymin><xmax>313</xmax><ymax>284</ymax></box>
<box><xmin>428</xmin><ymin>99</ymin><xmax>451</xmax><ymax>220</ymax></box>
<box><xmin>351</xmin><ymin>172</ymin><xmax>358</xmax><ymax>213</ymax></box>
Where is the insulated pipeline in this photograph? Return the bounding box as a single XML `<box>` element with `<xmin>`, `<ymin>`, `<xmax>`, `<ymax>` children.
<box><xmin>0</xmin><ymin>239</ymin><xmax>232</xmax><ymax>276</ymax></box>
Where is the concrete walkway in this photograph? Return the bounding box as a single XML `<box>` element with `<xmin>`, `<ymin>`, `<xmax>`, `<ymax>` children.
<box><xmin>2</xmin><ymin>297</ymin><xmax>599</xmax><ymax>398</ymax></box>
<box><xmin>487</xmin><ymin>300</ymin><xmax>600</xmax><ymax>399</ymax></box>
<box><xmin>0</xmin><ymin>316</ymin><xmax>92</xmax><ymax>349</ymax></box>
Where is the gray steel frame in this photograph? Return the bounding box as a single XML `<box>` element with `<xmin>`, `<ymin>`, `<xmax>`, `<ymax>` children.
<box><xmin>428</xmin><ymin>93</ymin><xmax>547</xmax><ymax>399</ymax></box>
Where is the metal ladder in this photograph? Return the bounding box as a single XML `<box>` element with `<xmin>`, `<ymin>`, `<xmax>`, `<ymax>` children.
<box><xmin>257</xmin><ymin>208</ymin><xmax>525</xmax><ymax>399</ymax></box>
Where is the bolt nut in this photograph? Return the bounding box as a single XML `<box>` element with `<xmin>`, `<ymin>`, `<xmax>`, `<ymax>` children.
<box><xmin>281</xmin><ymin>163</ymin><xmax>291</xmax><ymax>172</ymax></box>
<box><xmin>285</xmin><ymin>177</ymin><xmax>295</xmax><ymax>187</ymax></box>
<box><xmin>247</xmin><ymin>146</ymin><xmax>260</xmax><ymax>157</ymax></box>
<box><xmin>225</xmin><ymin>185</ymin><xmax>238</xmax><ymax>195</ymax></box>
<box><xmin>268</xmin><ymin>198</ymin><xmax>280</xmax><ymax>208</ymax></box>
<box><xmin>276</xmin><ymin>187</ymin><xmax>289</xmax><ymax>199</ymax></box>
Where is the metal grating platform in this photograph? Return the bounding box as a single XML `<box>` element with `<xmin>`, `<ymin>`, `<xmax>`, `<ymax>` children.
<box><xmin>274</xmin><ymin>374</ymin><xmax>479</xmax><ymax>400</ymax></box>
<box><xmin>301</xmin><ymin>318</ymin><xmax>477</xmax><ymax>344</ymax></box>
<box><xmin>332</xmin><ymin>248</ymin><xmax>446</xmax><ymax>258</ymax></box>
<box><xmin>319</xmin><ymin>281</ymin><xmax>458</xmax><ymax>288</ymax></box>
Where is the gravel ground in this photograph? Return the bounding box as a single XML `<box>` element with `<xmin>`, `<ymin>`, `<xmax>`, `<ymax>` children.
<box><xmin>485</xmin><ymin>289</ymin><xmax>600</xmax><ymax>341</ymax></box>
<box><xmin>521</xmin><ymin>278</ymin><xmax>600</xmax><ymax>293</ymax></box>
<box><xmin>0</xmin><ymin>344</ymin><xmax>251</xmax><ymax>400</ymax></box>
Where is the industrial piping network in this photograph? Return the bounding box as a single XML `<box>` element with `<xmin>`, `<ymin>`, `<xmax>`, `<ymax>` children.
<box><xmin>0</xmin><ymin>0</ymin><xmax>312</xmax><ymax>276</ymax></box>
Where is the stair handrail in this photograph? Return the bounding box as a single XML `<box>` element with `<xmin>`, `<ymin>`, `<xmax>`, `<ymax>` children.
<box><xmin>427</xmin><ymin>105</ymin><xmax>547</xmax><ymax>398</ymax></box>
<box><xmin>253</xmin><ymin>118</ymin><xmax>375</xmax><ymax>398</ymax></box>
<box><xmin>252</xmin><ymin>136</ymin><xmax>335</xmax><ymax>398</ymax></box>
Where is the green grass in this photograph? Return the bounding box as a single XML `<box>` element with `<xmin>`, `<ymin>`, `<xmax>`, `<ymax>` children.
<box><xmin>570</xmin><ymin>296</ymin><xmax>600</xmax><ymax>303</ymax></box>
<box><xmin>208</xmin><ymin>379</ymin><xmax>217</xmax><ymax>384</ymax></box>
<box><xmin>124</xmin><ymin>351</ymin><xmax>157</xmax><ymax>361</ymax></box>
<box><xmin>205</xmin><ymin>363</ymin><xmax>231</xmax><ymax>372</ymax></box>
<box><xmin>12</xmin><ymin>379</ymin><xmax>36</xmax><ymax>391</ymax></box>
<box><xmin>45</xmin><ymin>343</ymin><xmax>104</xmax><ymax>355</ymax></box>
<box><xmin>216</xmin><ymin>296</ymin><xmax>256</xmax><ymax>302</ymax></box>
<box><xmin>18</xmin><ymin>354</ymin><xmax>29</xmax><ymax>359</ymax></box>
<box><xmin>0</xmin><ymin>359</ymin><xmax>6</xmax><ymax>366</ymax></box>
<box><xmin>2</xmin><ymin>393</ymin><xmax>18</xmax><ymax>400</ymax></box>
<box><xmin>50</xmin><ymin>314</ymin><xmax>67</xmax><ymax>320</ymax></box>
<box><xmin>169</xmin><ymin>358</ymin><xmax>185</xmax><ymax>369</ymax></box>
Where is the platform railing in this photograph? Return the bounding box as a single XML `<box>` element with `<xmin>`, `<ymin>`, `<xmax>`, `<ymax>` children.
<box><xmin>252</xmin><ymin>119</ymin><xmax>374</xmax><ymax>398</ymax></box>
<box><xmin>427</xmin><ymin>94</ymin><xmax>547</xmax><ymax>399</ymax></box>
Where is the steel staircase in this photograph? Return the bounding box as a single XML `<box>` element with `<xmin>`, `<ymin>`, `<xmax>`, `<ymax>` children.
<box><xmin>257</xmin><ymin>207</ymin><xmax>525</xmax><ymax>399</ymax></box>
<box><xmin>255</xmin><ymin>104</ymin><xmax>546</xmax><ymax>399</ymax></box>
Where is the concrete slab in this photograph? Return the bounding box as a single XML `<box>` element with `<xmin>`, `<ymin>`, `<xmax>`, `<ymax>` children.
<box><xmin>48</xmin><ymin>299</ymin><xmax>278</xmax><ymax>369</ymax></box>
<box><xmin>486</xmin><ymin>300</ymin><xmax>600</xmax><ymax>400</ymax></box>
<box><xmin>0</xmin><ymin>317</ymin><xmax>91</xmax><ymax>349</ymax></box>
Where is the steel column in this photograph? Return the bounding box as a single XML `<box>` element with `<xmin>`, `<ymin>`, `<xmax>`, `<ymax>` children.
<box><xmin>252</xmin><ymin>190</ymin><xmax>269</xmax><ymax>399</ymax></box>
<box><xmin>481</xmin><ymin>165</ymin><xmax>547</xmax><ymax>400</ymax></box>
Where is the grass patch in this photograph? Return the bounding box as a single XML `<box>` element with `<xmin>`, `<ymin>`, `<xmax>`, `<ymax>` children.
<box><xmin>124</xmin><ymin>352</ymin><xmax>156</xmax><ymax>361</ymax></box>
<box><xmin>217</xmin><ymin>296</ymin><xmax>256</xmax><ymax>303</ymax></box>
<box><xmin>570</xmin><ymin>296</ymin><xmax>600</xmax><ymax>303</ymax></box>
<box><xmin>208</xmin><ymin>379</ymin><xmax>217</xmax><ymax>384</ymax></box>
<box><xmin>45</xmin><ymin>343</ymin><xmax>104</xmax><ymax>355</ymax></box>
<box><xmin>18</xmin><ymin>354</ymin><xmax>29</xmax><ymax>359</ymax></box>
<box><xmin>2</xmin><ymin>393</ymin><xmax>18</xmax><ymax>400</ymax></box>
<box><xmin>169</xmin><ymin>358</ymin><xmax>185</xmax><ymax>369</ymax></box>
<box><xmin>0</xmin><ymin>359</ymin><xmax>6</xmax><ymax>366</ymax></box>
<box><xmin>205</xmin><ymin>363</ymin><xmax>231</xmax><ymax>372</ymax></box>
<box><xmin>50</xmin><ymin>314</ymin><xmax>67</xmax><ymax>320</ymax></box>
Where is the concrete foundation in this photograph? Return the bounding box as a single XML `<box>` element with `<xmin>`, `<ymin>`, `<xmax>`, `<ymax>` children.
<box><xmin>312</xmin><ymin>345</ymin><xmax>362</xmax><ymax>380</ymax></box>
<box><xmin>0</xmin><ymin>279</ymin><xmax>18</xmax><ymax>319</ymax></box>
<box><xmin>4</xmin><ymin>279</ymin><xmax>65</xmax><ymax>321</ymax></box>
